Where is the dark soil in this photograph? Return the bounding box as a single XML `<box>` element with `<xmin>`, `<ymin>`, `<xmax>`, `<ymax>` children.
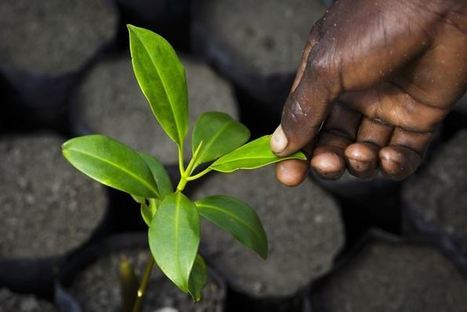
<box><xmin>0</xmin><ymin>288</ymin><xmax>55</xmax><ymax>312</ymax></box>
<box><xmin>69</xmin><ymin>247</ymin><xmax>224</xmax><ymax>312</ymax></box>
<box><xmin>312</xmin><ymin>235</ymin><xmax>467</xmax><ymax>312</ymax></box>
<box><xmin>0</xmin><ymin>134</ymin><xmax>107</xmax><ymax>258</ymax></box>
<box><xmin>194</xmin><ymin>0</ymin><xmax>325</xmax><ymax>76</ymax></box>
<box><xmin>0</xmin><ymin>0</ymin><xmax>117</xmax><ymax>74</ymax></box>
<box><xmin>402</xmin><ymin>130</ymin><xmax>467</xmax><ymax>255</ymax></box>
<box><xmin>192</xmin><ymin>167</ymin><xmax>344</xmax><ymax>298</ymax></box>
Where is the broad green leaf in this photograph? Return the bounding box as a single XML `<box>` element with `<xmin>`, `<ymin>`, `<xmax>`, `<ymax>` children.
<box><xmin>195</xmin><ymin>195</ymin><xmax>268</xmax><ymax>259</ymax></box>
<box><xmin>149</xmin><ymin>192</ymin><xmax>200</xmax><ymax>292</ymax></box>
<box><xmin>192</xmin><ymin>112</ymin><xmax>250</xmax><ymax>166</ymax></box>
<box><xmin>209</xmin><ymin>135</ymin><xmax>307</xmax><ymax>173</ymax></box>
<box><xmin>139</xmin><ymin>153</ymin><xmax>173</xmax><ymax>197</ymax></box>
<box><xmin>128</xmin><ymin>24</ymin><xmax>188</xmax><ymax>147</ymax></box>
<box><xmin>188</xmin><ymin>255</ymin><xmax>207</xmax><ymax>302</ymax></box>
<box><xmin>62</xmin><ymin>135</ymin><xmax>158</xmax><ymax>198</ymax></box>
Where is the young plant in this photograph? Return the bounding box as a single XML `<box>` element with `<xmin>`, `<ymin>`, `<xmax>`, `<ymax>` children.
<box><xmin>62</xmin><ymin>25</ymin><xmax>306</xmax><ymax>307</ymax></box>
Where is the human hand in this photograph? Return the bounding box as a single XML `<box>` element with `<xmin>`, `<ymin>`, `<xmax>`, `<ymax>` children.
<box><xmin>271</xmin><ymin>0</ymin><xmax>467</xmax><ymax>185</ymax></box>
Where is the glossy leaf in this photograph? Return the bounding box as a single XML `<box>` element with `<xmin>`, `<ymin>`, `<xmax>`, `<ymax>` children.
<box><xmin>139</xmin><ymin>153</ymin><xmax>173</xmax><ymax>197</ymax></box>
<box><xmin>188</xmin><ymin>255</ymin><xmax>207</xmax><ymax>301</ymax></box>
<box><xmin>149</xmin><ymin>193</ymin><xmax>200</xmax><ymax>292</ymax></box>
<box><xmin>209</xmin><ymin>135</ymin><xmax>307</xmax><ymax>173</ymax></box>
<box><xmin>195</xmin><ymin>195</ymin><xmax>268</xmax><ymax>259</ymax></box>
<box><xmin>192</xmin><ymin>112</ymin><xmax>250</xmax><ymax>166</ymax></box>
<box><xmin>62</xmin><ymin>135</ymin><xmax>158</xmax><ymax>198</ymax></box>
<box><xmin>128</xmin><ymin>24</ymin><xmax>188</xmax><ymax>146</ymax></box>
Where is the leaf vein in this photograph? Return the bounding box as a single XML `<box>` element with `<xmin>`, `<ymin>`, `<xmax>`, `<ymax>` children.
<box><xmin>66</xmin><ymin>148</ymin><xmax>157</xmax><ymax>195</ymax></box>
<box><xmin>134</xmin><ymin>33</ymin><xmax>182</xmax><ymax>143</ymax></box>
<box><xmin>174</xmin><ymin>194</ymin><xmax>182</xmax><ymax>287</ymax></box>
<box><xmin>197</xmin><ymin>203</ymin><xmax>263</xmax><ymax>242</ymax></box>
<box><xmin>196</xmin><ymin>120</ymin><xmax>235</xmax><ymax>161</ymax></box>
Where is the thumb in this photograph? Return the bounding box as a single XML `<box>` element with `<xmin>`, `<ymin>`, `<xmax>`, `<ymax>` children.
<box><xmin>271</xmin><ymin>30</ymin><xmax>339</xmax><ymax>156</ymax></box>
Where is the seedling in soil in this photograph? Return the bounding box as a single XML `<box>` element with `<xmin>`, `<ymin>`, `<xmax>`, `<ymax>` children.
<box><xmin>62</xmin><ymin>25</ymin><xmax>306</xmax><ymax>310</ymax></box>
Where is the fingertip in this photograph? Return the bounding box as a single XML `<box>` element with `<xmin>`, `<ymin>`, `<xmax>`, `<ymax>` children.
<box><xmin>345</xmin><ymin>143</ymin><xmax>375</xmax><ymax>162</ymax></box>
<box><xmin>379</xmin><ymin>145</ymin><xmax>420</xmax><ymax>180</ymax></box>
<box><xmin>345</xmin><ymin>143</ymin><xmax>378</xmax><ymax>179</ymax></box>
<box><xmin>310</xmin><ymin>152</ymin><xmax>345</xmax><ymax>180</ymax></box>
<box><xmin>275</xmin><ymin>160</ymin><xmax>308</xmax><ymax>186</ymax></box>
<box><xmin>271</xmin><ymin>125</ymin><xmax>288</xmax><ymax>155</ymax></box>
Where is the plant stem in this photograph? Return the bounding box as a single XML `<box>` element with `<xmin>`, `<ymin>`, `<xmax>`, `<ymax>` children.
<box><xmin>187</xmin><ymin>167</ymin><xmax>212</xmax><ymax>181</ymax></box>
<box><xmin>177</xmin><ymin>145</ymin><xmax>185</xmax><ymax>177</ymax></box>
<box><xmin>176</xmin><ymin>142</ymin><xmax>205</xmax><ymax>192</ymax></box>
<box><xmin>132</xmin><ymin>255</ymin><xmax>155</xmax><ymax>312</ymax></box>
<box><xmin>176</xmin><ymin>176</ymin><xmax>188</xmax><ymax>192</ymax></box>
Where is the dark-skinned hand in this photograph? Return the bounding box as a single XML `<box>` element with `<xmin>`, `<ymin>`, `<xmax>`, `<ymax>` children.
<box><xmin>271</xmin><ymin>0</ymin><xmax>467</xmax><ymax>185</ymax></box>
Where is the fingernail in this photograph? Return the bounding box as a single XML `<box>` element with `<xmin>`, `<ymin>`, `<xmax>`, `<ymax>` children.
<box><xmin>271</xmin><ymin>125</ymin><xmax>288</xmax><ymax>153</ymax></box>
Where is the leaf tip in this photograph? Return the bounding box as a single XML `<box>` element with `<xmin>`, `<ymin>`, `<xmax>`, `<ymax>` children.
<box><xmin>61</xmin><ymin>141</ymin><xmax>68</xmax><ymax>152</ymax></box>
<box><xmin>61</xmin><ymin>140</ymin><xmax>73</xmax><ymax>159</ymax></box>
<box><xmin>189</xmin><ymin>292</ymin><xmax>202</xmax><ymax>302</ymax></box>
<box><xmin>256</xmin><ymin>236</ymin><xmax>268</xmax><ymax>260</ymax></box>
<box><xmin>127</xmin><ymin>24</ymin><xmax>147</xmax><ymax>42</ymax></box>
<box><xmin>296</xmin><ymin>151</ymin><xmax>307</xmax><ymax>160</ymax></box>
<box><xmin>259</xmin><ymin>246</ymin><xmax>269</xmax><ymax>260</ymax></box>
<box><xmin>126</xmin><ymin>23</ymin><xmax>137</xmax><ymax>33</ymax></box>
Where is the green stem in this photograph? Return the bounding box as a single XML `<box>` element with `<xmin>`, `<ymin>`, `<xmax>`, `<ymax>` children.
<box><xmin>177</xmin><ymin>145</ymin><xmax>185</xmax><ymax>177</ymax></box>
<box><xmin>187</xmin><ymin>167</ymin><xmax>212</xmax><ymax>181</ymax></box>
<box><xmin>184</xmin><ymin>159</ymin><xmax>197</xmax><ymax>179</ymax></box>
<box><xmin>176</xmin><ymin>142</ymin><xmax>205</xmax><ymax>192</ymax></box>
<box><xmin>186</xmin><ymin>142</ymin><xmax>204</xmax><ymax>176</ymax></box>
<box><xmin>131</xmin><ymin>255</ymin><xmax>155</xmax><ymax>312</ymax></box>
<box><xmin>176</xmin><ymin>176</ymin><xmax>188</xmax><ymax>192</ymax></box>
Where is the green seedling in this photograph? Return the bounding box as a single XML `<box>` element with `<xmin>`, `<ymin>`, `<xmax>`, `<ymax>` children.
<box><xmin>62</xmin><ymin>25</ymin><xmax>306</xmax><ymax>309</ymax></box>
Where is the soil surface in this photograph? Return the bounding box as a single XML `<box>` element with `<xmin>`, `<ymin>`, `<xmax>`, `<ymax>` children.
<box><xmin>402</xmin><ymin>130</ymin><xmax>467</xmax><ymax>254</ymax></box>
<box><xmin>192</xmin><ymin>167</ymin><xmax>344</xmax><ymax>298</ymax></box>
<box><xmin>0</xmin><ymin>0</ymin><xmax>117</xmax><ymax>74</ymax></box>
<box><xmin>0</xmin><ymin>288</ymin><xmax>55</xmax><ymax>312</ymax></box>
<box><xmin>194</xmin><ymin>0</ymin><xmax>326</xmax><ymax>76</ymax></box>
<box><xmin>0</xmin><ymin>134</ymin><xmax>107</xmax><ymax>258</ymax></box>
<box><xmin>312</xmin><ymin>238</ymin><xmax>467</xmax><ymax>312</ymax></box>
<box><xmin>70</xmin><ymin>247</ymin><xmax>224</xmax><ymax>312</ymax></box>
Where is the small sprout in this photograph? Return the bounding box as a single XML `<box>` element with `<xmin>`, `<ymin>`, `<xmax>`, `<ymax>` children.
<box><xmin>62</xmin><ymin>25</ymin><xmax>306</xmax><ymax>308</ymax></box>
